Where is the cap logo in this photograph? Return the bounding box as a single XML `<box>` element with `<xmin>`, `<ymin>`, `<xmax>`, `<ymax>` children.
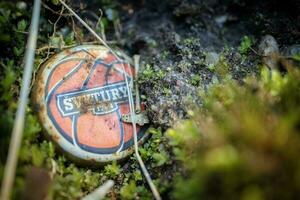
<box><xmin>56</xmin><ymin>81</ymin><xmax>129</xmax><ymax>117</ymax></box>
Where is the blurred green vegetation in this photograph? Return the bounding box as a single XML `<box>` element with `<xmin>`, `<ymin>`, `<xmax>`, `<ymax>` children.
<box><xmin>167</xmin><ymin>67</ymin><xmax>300</xmax><ymax>200</ymax></box>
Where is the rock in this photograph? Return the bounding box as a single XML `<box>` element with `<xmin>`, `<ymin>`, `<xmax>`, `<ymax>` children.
<box><xmin>281</xmin><ymin>44</ymin><xmax>300</xmax><ymax>67</ymax></box>
<box><xmin>205</xmin><ymin>52</ymin><xmax>220</xmax><ymax>68</ymax></box>
<box><xmin>16</xmin><ymin>1</ymin><xmax>27</xmax><ymax>10</ymax></box>
<box><xmin>258</xmin><ymin>35</ymin><xmax>280</xmax><ymax>69</ymax></box>
<box><xmin>215</xmin><ymin>15</ymin><xmax>228</xmax><ymax>27</ymax></box>
<box><xmin>282</xmin><ymin>44</ymin><xmax>300</xmax><ymax>57</ymax></box>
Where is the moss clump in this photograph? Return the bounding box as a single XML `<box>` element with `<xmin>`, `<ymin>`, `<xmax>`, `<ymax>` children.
<box><xmin>167</xmin><ymin>67</ymin><xmax>300</xmax><ymax>200</ymax></box>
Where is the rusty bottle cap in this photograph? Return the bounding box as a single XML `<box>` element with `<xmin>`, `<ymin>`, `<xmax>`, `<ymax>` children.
<box><xmin>33</xmin><ymin>45</ymin><xmax>147</xmax><ymax>163</ymax></box>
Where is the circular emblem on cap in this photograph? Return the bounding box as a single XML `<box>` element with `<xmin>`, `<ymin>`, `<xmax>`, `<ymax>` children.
<box><xmin>33</xmin><ymin>45</ymin><xmax>147</xmax><ymax>163</ymax></box>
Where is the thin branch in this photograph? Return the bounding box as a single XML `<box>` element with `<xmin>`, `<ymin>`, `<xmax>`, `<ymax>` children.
<box><xmin>134</xmin><ymin>55</ymin><xmax>141</xmax><ymax>113</ymax></box>
<box><xmin>249</xmin><ymin>47</ymin><xmax>262</xmax><ymax>56</ymax></box>
<box><xmin>30</xmin><ymin>47</ymin><xmax>52</xmax><ymax>90</ymax></box>
<box><xmin>95</xmin><ymin>9</ymin><xmax>107</xmax><ymax>41</ymax></box>
<box><xmin>71</xmin><ymin>16</ymin><xmax>84</xmax><ymax>43</ymax></box>
<box><xmin>81</xmin><ymin>180</ymin><xmax>114</xmax><ymax>200</ymax></box>
<box><xmin>0</xmin><ymin>0</ymin><xmax>41</xmax><ymax>199</ymax></box>
<box><xmin>14</xmin><ymin>30</ymin><xmax>29</xmax><ymax>34</ymax></box>
<box><xmin>36</xmin><ymin>44</ymin><xmax>76</xmax><ymax>53</ymax></box>
<box><xmin>42</xmin><ymin>1</ymin><xmax>72</xmax><ymax>16</ymax></box>
<box><xmin>52</xmin><ymin>6</ymin><xmax>65</xmax><ymax>37</ymax></box>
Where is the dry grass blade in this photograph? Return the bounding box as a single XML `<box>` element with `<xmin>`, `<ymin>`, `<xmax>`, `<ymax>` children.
<box><xmin>81</xmin><ymin>180</ymin><xmax>114</xmax><ymax>200</ymax></box>
<box><xmin>0</xmin><ymin>0</ymin><xmax>41</xmax><ymax>199</ymax></box>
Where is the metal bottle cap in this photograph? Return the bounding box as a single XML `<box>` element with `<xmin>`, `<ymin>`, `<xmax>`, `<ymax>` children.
<box><xmin>33</xmin><ymin>45</ymin><xmax>147</xmax><ymax>163</ymax></box>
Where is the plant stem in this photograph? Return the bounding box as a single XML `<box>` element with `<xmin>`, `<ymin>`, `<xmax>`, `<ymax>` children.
<box><xmin>0</xmin><ymin>0</ymin><xmax>41</xmax><ymax>199</ymax></box>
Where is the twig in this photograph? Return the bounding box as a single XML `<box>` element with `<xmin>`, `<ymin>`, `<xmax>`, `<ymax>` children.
<box><xmin>59</xmin><ymin>0</ymin><xmax>115</xmax><ymax>55</ymax></box>
<box><xmin>0</xmin><ymin>0</ymin><xmax>41</xmax><ymax>199</ymax></box>
<box><xmin>249</xmin><ymin>47</ymin><xmax>262</xmax><ymax>56</ymax></box>
<box><xmin>71</xmin><ymin>16</ymin><xmax>84</xmax><ymax>43</ymax></box>
<box><xmin>30</xmin><ymin>47</ymin><xmax>52</xmax><ymax>90</ymax></box>
<box><xmin>81</xmin><ymin>180</ymin><xmax>114</xmax><ymax>200</ymax></box>
<box><xmin>36</xmin><ymin>41</ymin><xmax>119</xmax><ymax>54</ymax></box>
<box><xmin>52</xmin><ymin>6</ymin><xmax>65</xmax><ymax>37</ymax></box>
<box><xmin>36</xmin><ymin>44</ymin><xmax>76</xmax><ymax>53</ymax></box>
<box><xmin>59</xmin><ymin>1</ymin><xmax>161</xmax><ymax>199</ymax></box>
<box><xmin>42</xmin><ymin>1</ymin><xmax>72</xmax><ymax>17</ymax></box>
<box><xmin>113</xmin><ymin>19</ymin><xmax>122</xmax><ymax>42</ymax></box>
<box><xmin>133</xmin><ymin>55</ymin><xmax>141</xmax><ymax>113</ymax></box>
<box><xmin>14</xmin><ymin>30</ymin><xmax>29</xmax><ymax>34</ymax></box>
<box><xmin>50</xmin><ymin>158</ymin><xmax>57</xmax><ymax>179</ymax></box>
<box><xmin>95</xmin><ymin>9</ymin><xmax>107</xmax><ymax>42</ymax></box>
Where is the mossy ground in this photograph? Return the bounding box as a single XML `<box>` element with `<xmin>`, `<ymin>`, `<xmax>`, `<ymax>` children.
<box><xmin>0</xmin><ymin>0</ymin><xmax>300</xmax><ymax>199</ymax></box>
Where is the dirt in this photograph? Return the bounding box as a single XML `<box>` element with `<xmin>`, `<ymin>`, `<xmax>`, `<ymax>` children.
<box><xmin>48</xmin><ymin>0</ymin><xmax>300</xmax><ymax>127</ymax></box>
<box><xmin>102</xmin><ymin>0</ymin><xmax>299</xmax><ymax>127</ymax></box>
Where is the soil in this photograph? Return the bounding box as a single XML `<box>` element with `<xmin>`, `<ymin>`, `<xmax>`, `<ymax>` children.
<box><xmin>109</xmin><ymin>0</ymin><xmax>300</xmax><ymax>127</ymax></box>
<box><xmin>40</xmin><ymin>0</ymin><xmax>300</xmax><ymax>128</ymax></box>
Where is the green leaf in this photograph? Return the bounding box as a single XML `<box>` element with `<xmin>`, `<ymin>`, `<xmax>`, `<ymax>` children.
<box><xmin>17</xmin><ymin>19</ymin><xmax>27</xmax><ymax>31</ymax></box>
<box><xmin>13</xmin><ymin>46</ymin><xmax>24</xmax><ymax>56</ymax></box>
<box><xmin>51</xmin><ymin>0</ymin><xmax>60</xmax><ymax>5</ymax></box>
<box><xmin>120</xmin><ymin>181</ymin><xmax>137</xmax><ymax>200</ymax></box>
<box><xmin>1</xmin><ymin>65</ymin><xmax>15</xmax><ymax>89</ymax></box>
<box><xmin>50</xmin><ymin>35</ymin><xmax>65</xmax><ymax>49</ymax></box>
<box><xmin>24</xmin><ymin>113</ymin><xmax>41</xmax><ymax>140</ymax></box>
<box><xmin>0</xmin><ymin>63</ymin><xmax>15</xmax><ymax>101</ymax></box>
<box><xmin>64</xmin><ymin>32</ymin><xmax>75</xmax><ymax>45</ymax></box>
<box><xmin>292</xmin><ymin>54</ymin><xmax>300</xmax><ymax>62</ymax></box>
<box><xmin>238</xmin><ymin>36</ymin><xmax>252</xmax><ymax>54</ymax></box>
<box><xmin>133</xmin><ymin>170</ymin><xmax>143</xmax><ymax>181</ymax></box>
<box><xmin>152</xmin><ymin>151</ymin><xmax>169</xmax><ymax>167</ymax></box>
<box><xmin>31</xmin><ymin>145</ymin><xmax>45</xmax><ymax>167</ymax></box>
<box><xmin>104</xmin><ymin>161</ymin><xmax>121</xmax><ymax>178</ymax></box>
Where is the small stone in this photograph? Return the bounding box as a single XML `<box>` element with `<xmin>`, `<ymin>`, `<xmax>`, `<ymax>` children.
<box><xmin>215</xmin><ymin>15</ymin><xmax>228</xmax><ymax>27</ymax></box>
<box><xmin>282</xmin><ymin>44</ymin><xmax>300</xmax><ymax>57</ymax></box>
<box><xmin>258</xmin><ymin>35</ymin><xmax>280</xmax><ymax>69</ymax></box>
<box><xmin>174</xmin><ymin>33</ymin><xmax>181</xmax><ymax>43</ymax></box>
<box><xmin>205</xmin><ymin>52</ymin><xmax>220</xmax><ymax>67</ymax></box>
<box><xmin>16</xmin><ymin>1</ymin><xmax>27</xmax><ymax>10</ymax></box>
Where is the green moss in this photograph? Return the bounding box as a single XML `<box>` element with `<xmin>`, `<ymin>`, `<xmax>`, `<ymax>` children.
<box><xmin>120</xmin><ymin>181</ymin><xmax>152</xmax><ymax>200</ymax></box>
<box><xmin>238</xmin><ymin>36</ymin><xmax>252</xmax><ymax>55</ymax></box>
<box><xmin>292</xmin><ymin>54</ymin><xmax>300</xmax><ymax>62</ymax></box>
<box><xmin>183</xmin><ymin>38</ymin><xmax>195</xmax><ymax>46</ymax></box>
<box><xmin>167</xmin><ymin>67</ymin><xmax>300</xmax><ymax>200</ymax></box>
<box><xmin>161</xmin><ymin>50</ymin><xmax>170</xmax><ymax>60</ymax></box>
<box><xmin>120</xmin><ymin>181</ymin><xmax>138</xmax><ymax>199</ymax></box>
<box><xmin>190</xmin><ymin>74</ymin><xmax>201</xmax><ymax>86</ymax></box>
<box><xmin>141</xmin><ymin>64</ymin><xmax>155</xmax><ymax>80</ymax></box>
<box><xmin>104</xmin><ymin>161</ymin><xmax>121</xmax><ymax>178</ymax></box>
